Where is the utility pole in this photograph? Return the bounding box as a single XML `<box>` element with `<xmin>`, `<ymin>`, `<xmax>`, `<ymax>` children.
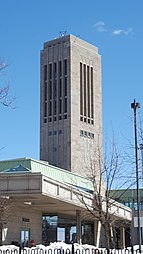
<box><xmin>131</xmin><ymin>99</ymin><xmax>141</xmax><ymax>252</ymax></box>
<box><xmin>140</xmin><ymin>143</ymin><xmax>143</xmax><ymax>187</ymax></box>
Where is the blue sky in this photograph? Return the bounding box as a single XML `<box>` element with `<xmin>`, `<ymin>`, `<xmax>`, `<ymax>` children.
<box><xmin>0</xmin><ymin>0</ymin><xmax>143</xmax><ymax>161</ymax></box>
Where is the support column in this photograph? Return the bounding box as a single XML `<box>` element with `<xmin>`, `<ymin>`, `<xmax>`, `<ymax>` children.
<box><xmin>65</xmin><ymin>226</ymin><xmax>71</xmax><ymax>243</ymax></box>
<box><xmin>94</xmin><ymin>220</ymin><xmax>101</xmax><ymax>247</ymax></box>
<box><xmin>76</xmin><ymin>210</ymin><xmax>82</xmax><ymax>244</ymax></box>
<box><xmin>119</xmin><ymin>226</ymin><xmax>125</xmax><ymax>249</ymax></box>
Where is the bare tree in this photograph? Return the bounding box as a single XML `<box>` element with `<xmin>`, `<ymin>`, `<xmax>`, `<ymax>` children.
<box><xmin>75</xmin><ymin>135</ymin><xmax>134</xmax><ymax>249</ymax></box>
<box><xmin>0</xmin><ymin>196</ymin><xmax>13</xmax><ymax>245</ymax></box>
<box><xmin>0</xmin><ymin>61</ymin><xmax>15</xmax><ymax>245</ymax></box>
<box><xmin>0</xmin><ymin>60</ymin><xmax>15</xmax><ymax>108</ymax></box>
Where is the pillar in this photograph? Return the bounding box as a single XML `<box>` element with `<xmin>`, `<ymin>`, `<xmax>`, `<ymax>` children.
<box><xmin>94</xmin><ymin>220</ymin><xmax>101</xmax><ymax>247</ymax></box>
<box><xmin>119</xmin><ymin>226</ymin><xmax>125</xmax><ymax>249</ymax></box>
<box><xmin>76</xmin><ymin>210</ymin><xmax>82</xmax><ymax>244</ymax></box>
<box><xmin>65</xmin><ymin>226</ymin><xmax>71</xmax><ymax>243</ymax></box>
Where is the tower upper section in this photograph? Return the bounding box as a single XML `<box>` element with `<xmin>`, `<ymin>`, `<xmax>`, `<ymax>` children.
<box><xmin>40</xmin><ymin>34</ymin><xmax>102</xmax><ymax>176</ymax></box>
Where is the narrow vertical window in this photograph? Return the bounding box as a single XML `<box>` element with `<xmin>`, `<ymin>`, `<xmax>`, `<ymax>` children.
<box><xmin>84</xmin><ymin>64</ymin><xmax>86</xmax><ymax>117</ymax></box>
<box><xmin>64</xmin><ymin>77</ymin><xmax>67</xmax><ymax>96</ymax></box>
<box><xmin>44</xmin><ymin>65</ymin><xmax>47</xmax><ymax>119</ymax></box>
<box><xmin>91</xmin><ymin>67</ymin><xmax>94</xmax><ymax>119</ymax></box>
<box><xmin>54</xmin><ymin>80</ymin><xmax>57</xmax><ymax>98</ymax></box>
<box><xmin>44</xmin><ymin>65</ymin><xmax>47</xmax><ymax>101</ymax></box>
<box><xmin>80</xmin><ymin>62</ymin><xmax>83</xmax><ymax>116</ymax></box>
<box><xmin>44</xmin><ymin>102</ymin><xmax>47</xmax><ymax>117</ymax></box>
<box><xmin>64</xmin><ymin>59</ymin><xmax>67</xmax><ymax>75</ymax></box>
<box><xmin>54</xmin><ymin>100</ymin><xmax>57</xmax><ymax>115</ymax></box>
<box><xmin>59</xmin><ymin>79</ymin><xmax>62</xmax><ymax>97</ymax></box>
<box><xmin>44</xmin><ymin>83</ymin><xmax>47</xmax><ymax>101</ymax></box>
<box><xmin>87</xmin><ymin>66</ymin><xmax>90</xmax><ymax>118</ymax></box>
<box><xmin>59</xmin><ymin>61</ymin><xmax>62</xmax><ymax>77</ymax></box>
<box><xmin>49</xmin><ymin>101</ymin><xmax>52</xmax><ymax>116</ymax></box>
<box><xmin>54</xmin><ymin>62</ymin><xmax>57</xmax><ymax>77</ymax></box>
<box><xmin>54</xmin><ymin>63</ymin><xmax>57</xmax><ymax>98</ymax></box>
<box><xmin>59</xmin><ymin>99</ymin><xmax>62</xmax><ymax>114</ymax></box>
<box><xmin>44</xmin><ymin>65</ymin><xmax>47</xmax><ymax>81</ymax></box>
<box><xmin>53</xmin><ymin>63</ymin><xmax>57</xmax><ymax>119</ymax></box>
<box><xmin>58</xmin><ymin>61</ymin><xmax>62</xmax><ymax>118</ymax></box>
<box><xmin>49</xmin><ymin>64</ymin><xmax>52</xmax><ymax>100</ymax></box>
<box><xmin>49</xmin><ymin>64</ymin><xmax>52</xmax><ymax>79</ymax></box>
<box><xmin>49</xmin><ymin>81</ymin><xmax>52</xmax><ymax>99</ymax></box>
<box><xmin>64</xmin><ymin>98</ymin><xmax>67</xmax><ymax>113</ymax></box>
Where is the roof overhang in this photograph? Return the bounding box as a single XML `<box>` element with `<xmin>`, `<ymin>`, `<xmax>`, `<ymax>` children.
<box><xmin>0</xmin><ymin>172</ymin><xmax>132</xmax><ymax>221</ymax></box>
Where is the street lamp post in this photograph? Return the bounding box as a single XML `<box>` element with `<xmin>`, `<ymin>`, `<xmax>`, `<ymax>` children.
<box><xmin>131</xmin><ymin>99</ymin><xmax>141</xmax><ymax>252</ymax></box>
<box><xmin>140</xmin><ymin>143</ymin><xmax>143</xmax><ymax>187</ymax></box>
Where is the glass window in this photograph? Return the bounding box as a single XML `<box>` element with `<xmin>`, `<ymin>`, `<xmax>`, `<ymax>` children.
<box><xmin>87</xmin><ymin>65</ymin><xmax>90</xmax><ymax>118</ymax></box>
<box><xmin>44</xmin><ymin>102</ymin><xmax>47</xmax><ymax>117</ymax></box>
<box><xmin>54</xmin><ymin>100</ymin><xmax>57</xmax><ymax>115</ymax></box>
<box><xmin>21</xmin><ymin>230</ymin><xmax>29</xmax><ymax>248</ymax></box>
<box><xmin>91</xmin><ymin>119</ymin><xmax>94</xmax><ymax>125</ymax></box>
<box><xmin>57</xmin><ymin>228</ymin><xmax>65</xmax><ymax>242</ymax></box>
<box><xmin>49</xmin><ymin>101</ymin><xmax>52</xmax><ymax>116</ymax></box>
<box><xmin>64</xmin><ymin>98</ymin><xmax>67</xmax><ymax>113</ymax></box>
<box><xmin>54</xmin><ymin>62</ymin><xmax>57</xmax><ymax>78</ymax></box>
<box><xmin>44</xmin><ymin>65</ymin><xmax>47</xmax><ymax>81</ymax></box>
<box><xmin>64</xmin><ymin>77</ymin><xmax>67</xmax><ymax>96</ymax></box>
<box><xmin>59</xmin><ymin>61</ymin><xmax>62</xmax><ymax>77</ymax></box>
<box><xmin>91</xmin><ymin>133</ymin><xmax>94</xmax><ymax>139</ymax></box>
<box><xmin>44</xmin><ymin>83</ymin><xmax>47</xmax><ymax>101</ymax></box>
<box><xmin>91</xmin><ymin>67</ymin><xmax>94</xmax><ymax>119</ymax></box>
<box><xmin>80</xmin><ymin>62</ymin><xmax>83</xmax><ymax>116</ymax></box>
<box><xmin>49</xmin><ymin>81</ymin><xmax>52</xmax><ymax>100</ymax></box>
<box><xmin>49</xmin><ymin>64</ymin><xmax>52</xmax><ymax>80</ymax></box>
<box><xmin>84</xmin><ymin>64</ymin><xmax>86</xmax><ymax>116</ymax></box>
<box><xmin>42</xmin><ymin>215</ymin><xmax>58</xmax><ymax>245</ymax></box>
<box><xmin>88</xmin><ymin>132</ymin><xmax>91</xmax><ymax>138</ymax></box>
<box><xmin>42</xmin><ymin>215</ymin><xmax>94</xmax><ymax>245</ymax></box>
<box><xmin>64</xmin><ymin>59</ymin><xmax>67</xmax><ymax>76</ymax></box>
<box><xmin>59</xmin><ymin>99</ymin><xmax>62</xmax><ymax>114</ymax></box>
<box><xmin>82</xmin><ymin>223</ymin><xmax>94</xmax><ymax>245</ymax></box>
<box><xmin>59</xmin><ymin>79</ymin><xmax>62</xmax><ymax>97</ymax></box>
<box><xmin>54</xmin><ymin>80</ymin><xmax>57</xmax><ymax>98</ymax></box>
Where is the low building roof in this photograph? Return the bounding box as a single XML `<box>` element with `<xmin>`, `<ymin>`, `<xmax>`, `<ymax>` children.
<box><xmin>1</xmin><ymin>164</ymin><xmax>30</xmax><ymax>173</ymax></box>
<box><xmin>0</xmin><ymin>157</ymin><xmax>93</xmax><ymax>193</ymax></box>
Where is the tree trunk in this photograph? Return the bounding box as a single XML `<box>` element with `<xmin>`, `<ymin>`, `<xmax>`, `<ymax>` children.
<box><xmin>103</xmin><ymin>222</ymin><xmax>112</xmax><ymax>250</ymax></box>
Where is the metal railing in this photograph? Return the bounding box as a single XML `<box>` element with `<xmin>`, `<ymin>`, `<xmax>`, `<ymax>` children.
<box><xmin>0</xmin><ymin>245</ymin><xmax>142</xmax><ymax>254</ymax></box>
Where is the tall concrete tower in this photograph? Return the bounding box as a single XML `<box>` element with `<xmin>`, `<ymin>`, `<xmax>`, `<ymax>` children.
<box><xmin>40</xmin><ymin>34</ymin><xmax>102</xmax><ymax>176</ymax></box>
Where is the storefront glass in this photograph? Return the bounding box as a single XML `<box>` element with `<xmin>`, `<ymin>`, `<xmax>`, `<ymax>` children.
<box><xmin>42</xmin><ymin>215</ymin><xmax>94</xmax><ymax>245</ymax></box>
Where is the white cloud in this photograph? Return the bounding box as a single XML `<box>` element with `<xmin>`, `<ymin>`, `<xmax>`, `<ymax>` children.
<box><xmin>112</xmin><ymin>28</ymin><xmax>133</xmax><ymax>36</ymax></box>
<box><xmin>94</xmin><ymin>21</ymin><xmax>133</xmax><ymax>36</ymax></box>
<box><xmin>94</xmin><ymin>21</ymin><xmax>107</xmax><ymax>32</ymax></box>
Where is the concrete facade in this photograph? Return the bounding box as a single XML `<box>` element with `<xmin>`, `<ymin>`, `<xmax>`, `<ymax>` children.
<box><xmin>0</xmin><ymin>158</ymin><xmax>132</xmax><ymax>247</ymax></box>
<box><xmin>40</xmin><ymin>34</ymin><xmax>102</xmax><ymax>176</ymax></box>
<box><xmin>5</xmin><ymin>207</ymin><xmax>42</xmax><ymax>245</ymax></box>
